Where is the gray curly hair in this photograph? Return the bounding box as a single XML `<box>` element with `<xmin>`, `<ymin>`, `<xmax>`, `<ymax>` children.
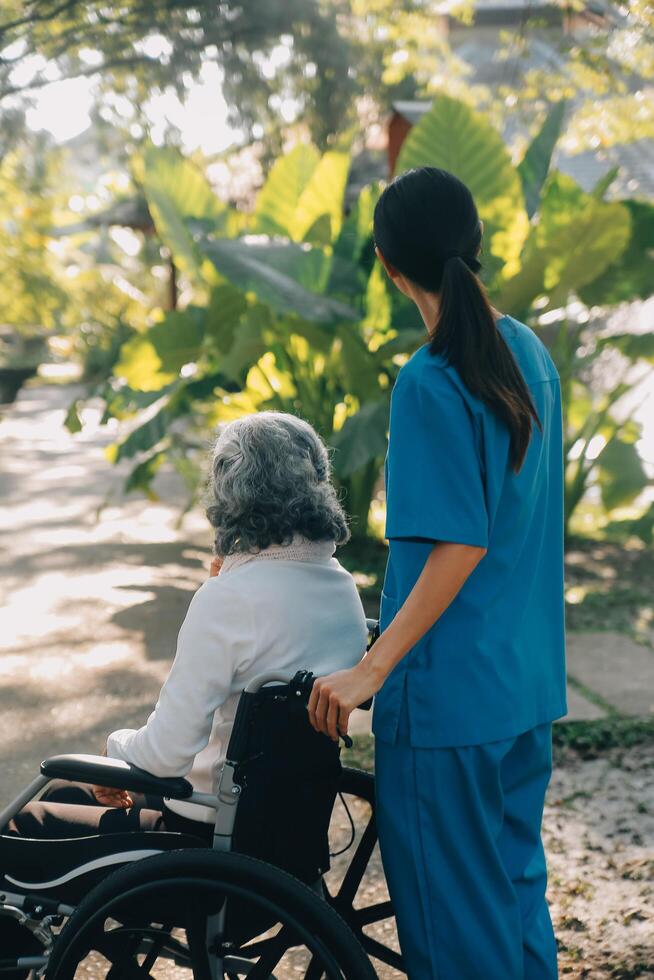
<box><xmin>206</xmin><ymin>411</ymin><xmax>350</xmax><ymax>556</ymax></box>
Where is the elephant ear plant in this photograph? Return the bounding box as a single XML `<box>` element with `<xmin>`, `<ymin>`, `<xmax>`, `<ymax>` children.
<box><xmin>67</xmin><ymin>96</ymin><xmax>654</xmax><ymax>541</ymax></box>
<box><xmin>66</xmin><ymin>141</ymin><xmax>423</xmax><ymax>534</ymax></box>
<box><xmin>398</xmin><ymin>95</ymin><xmax>654</xmax><ymax>541</ymax></box>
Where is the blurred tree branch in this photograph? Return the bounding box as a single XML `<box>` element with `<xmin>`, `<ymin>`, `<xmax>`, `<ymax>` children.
<box><xmin>0</xmin><ymin>0</ymin><xmax>358</xmax><ymax>148</ymax></box>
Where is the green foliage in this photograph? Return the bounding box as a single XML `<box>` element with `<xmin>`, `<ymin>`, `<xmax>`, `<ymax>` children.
<box><xmin>64</xmin><ymin>399</ymin><xmax>83</xmax><ymax>434</ymax></box>
<box><xmin>596</xmin><ymin>432</ymin><xmax>649</xmax><ymax>512</ymax></box>
<box><xmin>0</xmin><ymin>0</ymin><xmax>359</xmax><ymax>150</ymax></box>
<box><xmin>578</xmin><ymin>200</ymin><xmax>654</xmax><ymax>306</ymax></box>
<box><xmin>253</xmin><ymin>144</ymin><xmax>321</xmax><ymax>238</ymax></box>
<box><xmin>200</xmin><ymin>238</ymin><xmax>360</xmax><ymax>324</ymax></box>
<box><xmin>604</xmin><ymin>501</ymin><xmax>654</xmax><ymax>547</ymax></box>
<box><xmin>517</xmin><ymin>101</ymin><xmax>567</xmax><ymax>219</ymax></box>
<box><xmin>114</xmin><ymin>308</ymin><xmax>205</xmax><ymax>391</ymax></box>
<box><xmin>331</xmin><ymin>400</ymin><xmax>390</xmax><ymax>478</ymax></box>
<box><xmin>77</xmin><ymin>96</ymin><xmax>652</xmax><ymax>539</ymax></box>
<box><xmin>551</xmin><ymin>718</ymin><xmax>654</xmax><ymax>760</ymax></box>
<box><xmin>345</xmin><ymin>717</ymin><xmax>654</xmax><ymax>772</ymax></box>
<box><xmin>395</xmin><ymin>94</ymin><xmax>529</xmax><ymax>277</ymax></box>
<box><xmin>0</xmin><ymin>148</ymin><xmax>67</xmax><ymax>332</ymax></box>
<box><xmin>140</xmin><ymin>146</ymin><xmax>234</xmax><ymax>287</ymax></box>
<box><xmin>495</xmin><ymin>172</ymin><xmax>632</xmax><ymax>318</ymax></box>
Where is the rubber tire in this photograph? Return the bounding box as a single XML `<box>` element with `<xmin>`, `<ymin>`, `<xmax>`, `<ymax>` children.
<box><xmin>46</xmin><ymin>848</ymin><xmax>377</xmax><ymax>979</ymax></box>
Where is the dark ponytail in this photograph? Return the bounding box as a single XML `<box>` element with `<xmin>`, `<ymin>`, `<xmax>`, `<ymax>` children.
<box><xmin>373</xmin><ymin>166</ymin><xmax>541</xmax><ymax>472</ymax></box>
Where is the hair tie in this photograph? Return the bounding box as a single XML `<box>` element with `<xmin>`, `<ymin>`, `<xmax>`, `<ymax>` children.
<box><xmin>442</xmin><ymin>250</ymin><xmax>461</xmax><ymax>262</ymax></box>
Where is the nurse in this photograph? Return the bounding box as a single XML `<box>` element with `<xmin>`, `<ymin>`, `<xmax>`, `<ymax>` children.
<box><xmin>308</xmin><ymin>166</ymin><xmax>566</xmax><ymax>979</ymax></box>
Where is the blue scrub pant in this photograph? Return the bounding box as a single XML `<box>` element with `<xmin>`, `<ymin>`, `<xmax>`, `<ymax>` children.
<box><xmin>374</xmin><ymin>693</ymin><xmax>558</xmax><ymax>980</ymax></box>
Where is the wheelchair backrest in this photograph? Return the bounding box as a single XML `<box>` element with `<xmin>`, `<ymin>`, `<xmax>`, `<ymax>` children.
<box><xmin>225</xmin><ymin>683</ymin><xmax>342</xmax><ymax>885</ymax></box>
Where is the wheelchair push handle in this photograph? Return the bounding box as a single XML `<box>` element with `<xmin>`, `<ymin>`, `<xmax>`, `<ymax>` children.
<box><xmin>290</xmin><ymin>618</ymin><xmax>380</xmax><ymax>749</ymax></box>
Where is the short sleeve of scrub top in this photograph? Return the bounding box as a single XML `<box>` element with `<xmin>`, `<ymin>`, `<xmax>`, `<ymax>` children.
<box><xmin>375</xmin><ymin>321</ymin><xmax>567</xmax><ymax>748</ymax></box>
<box><xmin>385</xmin><ymin>368</ymin><xmax>489</xmax><ymax>549</ymax></box>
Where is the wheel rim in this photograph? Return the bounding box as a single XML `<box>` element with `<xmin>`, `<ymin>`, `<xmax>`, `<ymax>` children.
<box><xmin>325</xmin><ymin>768</ymin><xmax>404</xmax><ymax>973</ymax></box>
<box><xmin>49</xmin><ymin>875</ymin><xmax>355</xmax><ymax>979</ymax></box>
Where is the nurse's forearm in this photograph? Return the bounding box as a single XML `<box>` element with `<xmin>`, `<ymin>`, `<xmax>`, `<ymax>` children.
<box><xmin>364</xmin><ymin>541</ymin><xmax>486</xmax><ymax>682</ymax></box>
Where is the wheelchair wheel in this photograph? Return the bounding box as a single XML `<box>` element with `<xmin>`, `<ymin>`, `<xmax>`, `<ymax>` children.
<box><xmin>46</xmin><ymin>849</ymin><xmax>376</xmax><ymax>979</ymax></box>
<box><xmin>325</xmin><ymin>767</ymin><xmax>404</xmax><ymax>975</ymax></box>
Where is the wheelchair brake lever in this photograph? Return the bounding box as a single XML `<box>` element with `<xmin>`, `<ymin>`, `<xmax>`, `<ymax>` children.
<box><xmin>338</xmin><ymin>729</ymin><xmax>354</xmax><ymax>749</ymax></box>
<box><xmin>291</xmin><ymin>670</ymin><xmax>363</xmax><ymax>748</ymax></box>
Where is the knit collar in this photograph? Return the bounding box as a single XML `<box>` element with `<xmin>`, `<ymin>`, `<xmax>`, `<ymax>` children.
<box><xmin>219</xmin><ymin>534</ymin><xmax>336</xmax><ymax>576</ymax></box>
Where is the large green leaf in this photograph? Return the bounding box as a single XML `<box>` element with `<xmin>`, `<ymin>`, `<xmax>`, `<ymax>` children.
<box><xmin>218</xmin><ymin>305</ymin><xmax>275</xmax><ymax>381</ymax></box>
<box><xmin>114</xmin><ymin>335</ymin><xmax>176</xmax><ymax>392</ymax></box>
<box><xmin>142</xmin><ymin>146</ymin><xmax>233</xmax><ymax>284</ymax></box>
<box><xmin>204</xmin><ymin>284</ymin><xmax>248</xmax><ymax>355</ymax></box>
<box><xmin>596</xmin><ymin>434</ymin><xmax>649</xmax><ymax>511</ymax></box>
<box><xmin>109</xmin><ymin>366</ymin><xmax>230</xmax><ymax>463</ymax></box>
<box><xmin>360</xmin><ymin>263</ymin><xmax>391</xmax><ymax>334</ymax></box>
<box><xmin>101</xmin><ymin>383</ymin><xmax>177</xmax><ymax>421</ymax></box>
<box><xmin>143</xmin><ymin>146</ymin><xmax>226</xmax><ymax>222</ymax></box>
<box><xmin>591</xmin><ymin>166</ymin><xmax>619</xmax><ymax>200</ymax></box>
<box><xmin>253</xmin><ymin>144</ymin><xmax>320</xmax><ymax>238</ymax></box>
<box><xmin>291</xmin><ymin>149</ymin><xmax>351</xmax><ymax>244</ymax></box>
<box><xmin>496</xmin><ymin>172</ymin><xmax>631</xmax><ymax>315</ymax></box>
<box><xmin>203</xmin><ymin>235</ymin><xmax>363</xmax><ymax>299</ymax></box>
<box><xmin>200</xmin><ymin>237</ymin><xmax>359</xmax><ymax>323</ymax></box>
<box><xmin>517</xmin><ymin>101</ymin><xmax>567</xmax><ymax>218</ymax></box>
<box><xmin>108</xmin><ymin>394</ymin><xmax>175</xmax><ymax>462</ymax></box>
<box><xmin>150</xmin><ymin>308</ymin><xmax>205</xmax><ymax>373</ymax></box>
<box><xmin>395</xmin><ymin>94</ymin><xmax>529</xmax><ymax>275</ymax></box>
<box><xmin>334</xmin><ymin>182</ymin><xmax>381</xmax><ymax>265</ymax></box>
<box><xmin>114</xmin><ymin>309</ymin><xmax>205</xmax><ymax>391</ymax></box>
<box><xmin>124</xmin><ymin>449</ymin><xmax>167</xmax><ymax>500</ymax></box>
<box><xmin>331</xmin><ymin>398</ymin><xmax>389</xmax><ymax>477</ymax></box>
<box><xmin>578</xmin><ymin>200</ymin><xmax>654</xmax><ymax>306</ymax></box>
<box><xmin>336</xmin><ymin>325</ymin><xmax>382</xmax><ymax>401</ymax></box>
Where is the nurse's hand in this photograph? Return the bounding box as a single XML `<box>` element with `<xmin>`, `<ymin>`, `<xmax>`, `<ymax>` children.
<box><xmin>307</xmin><ymin>659</ymin><xmax>383</xmax><ymax>743</ymax></box>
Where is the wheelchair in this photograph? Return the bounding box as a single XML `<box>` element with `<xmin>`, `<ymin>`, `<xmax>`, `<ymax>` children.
<box><xmin>0</xmin><ymin>619</ymin><xmax>405</xmax><ymax>978</ymax></box>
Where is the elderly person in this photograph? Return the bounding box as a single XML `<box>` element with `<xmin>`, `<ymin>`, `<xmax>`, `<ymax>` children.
<box><xmin>5</xmin><ymin>411</ymin><xmax>368</xmax><ymax>842</ymax></box>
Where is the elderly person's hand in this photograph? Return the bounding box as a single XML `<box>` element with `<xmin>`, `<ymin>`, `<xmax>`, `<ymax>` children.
<box><xmin>92</xmin><ymin>745</ymin><xmax>134</xmax><ymax>809</ymax></box>
<box><xmin>307</xmin><ymin>659</ymin><xmax>383</xmax><ymax>742</ymax></box>
<box><xmin>92</xmin><ymin>786</ymin><xmax>134</xmax><ymax>808</ymax></box>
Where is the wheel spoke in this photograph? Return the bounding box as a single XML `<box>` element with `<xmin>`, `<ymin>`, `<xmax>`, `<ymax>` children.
<box><xmin>101</xmin><ymin>925</ymin><xmax>190</xmax><ymax>966</ymax></box>
<box><xmin>96</xmin><ymin>935</ymin><xmax>153</xmax><ymax>979</ymax></box>
<box><xmin>245</xmin><ymin>924</ymin><xmax>293</xmax><ymax>979</ymax></box>
<box><xmin>185</xmin><ymin>908</ymin><xmax>217</xmax><ymax>980</ymax></box>
<box><xmin>140</xmin><ymin>924</ymin><xmax>172</xmax><ymax>971</ymax></box>
<box><xmin>49</xmin><ymin>852</ymin><xmax>374</xmax><ymax>979</ymax></box>
<box><xmin>353</xmin><ymin>900</ymin><xmax>395</xmax><ymax>926</ymax></box>
<box><xmin>359</xmin><ymin>932</ymin><xmax>405</xmax><ymax>972</ymax></box>
<box><xmin>335</xmin><ymin>814</ymin><xmax>377</xmax><ymax>905</ymax></box>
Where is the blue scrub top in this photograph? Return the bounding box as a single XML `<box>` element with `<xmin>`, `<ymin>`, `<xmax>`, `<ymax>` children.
<box><xmin>372</xmin><ymin>314</ymin><xmax>567</xmax><ymax>748</ymax></box>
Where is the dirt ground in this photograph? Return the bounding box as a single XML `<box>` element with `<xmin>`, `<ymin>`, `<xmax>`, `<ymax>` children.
<box><xmin>544</xmin><ymin>745</ymin><xmax>653</xmax><ymax>979</ymax></box>
<box><xmin>1</xmin><ymin>383</ymin><xmax>653</xmax><ymax>977</ymax></box>
<box><xmin>327</xmin><ymin>743</ymin><xmax>654</xmax><ymax>980</ymax></box>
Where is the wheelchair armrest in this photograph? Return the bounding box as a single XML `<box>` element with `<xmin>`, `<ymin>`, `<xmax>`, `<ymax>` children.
<box><xmin>40</xmin><ymin>754</ymin><xmax>194</xmax><ymax>800</ymax></box>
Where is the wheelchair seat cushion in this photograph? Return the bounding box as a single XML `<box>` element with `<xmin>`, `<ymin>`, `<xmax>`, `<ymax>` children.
<box><xmin>0</xmin><ymin>830</ymin><xmax>206</xmax><ymax>904</ymax></box>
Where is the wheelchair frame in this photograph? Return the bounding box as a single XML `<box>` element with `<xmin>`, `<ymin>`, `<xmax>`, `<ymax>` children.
<box><xmin>0</xmin><ymin>618</ymin><xmax>403</xmax><ymax>978</ymax></box>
